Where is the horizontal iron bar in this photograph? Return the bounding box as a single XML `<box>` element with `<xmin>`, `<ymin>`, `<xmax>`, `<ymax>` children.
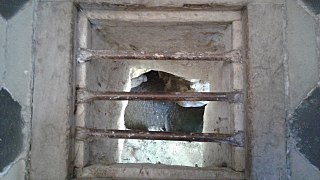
<box><xmin>77</xmin><ymin>48</ymin><xmax>242</xmax><ymax>63</ymax></box>
<box><xmin>76</xmin><ymin>127</ymin><xmax>244</xmax><ymax>147</ymax></box>
<box><xmin>77</xmin><ymin>90</ymin><xmax>243</xmax><ymax>103</ymax></box>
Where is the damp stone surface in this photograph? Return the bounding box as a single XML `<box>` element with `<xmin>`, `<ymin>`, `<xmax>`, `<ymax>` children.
<box><xmin>0</xmin><ymin>88</ymin><xmax>23</xmax><ymax>172</ymax></box>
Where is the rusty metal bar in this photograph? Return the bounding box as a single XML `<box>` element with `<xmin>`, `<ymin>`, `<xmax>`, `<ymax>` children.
<box><xmin>77</xmin><ymin>48</ymin><xmax>242</xmax><ymax>63</ymax></box>
<box><xmin>77</xmin><ymin>90</ymin><xmax>242</xmax><ymax>103</ymax></box>
<box><xmin>76</xmin><ymin>127</ymin><xmax>244</xmax><ymax>147</ymax></box>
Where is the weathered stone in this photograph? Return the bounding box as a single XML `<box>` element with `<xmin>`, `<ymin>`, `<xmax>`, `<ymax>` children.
<box><xmin>247</xmin><ymin>3</ymin><xmax>286</xmax><ymax>179</ymax></box>
<box><xmin>30</xmin><ymin>2</ymin><xmax>75</xmax><ymax>179</ymax></box>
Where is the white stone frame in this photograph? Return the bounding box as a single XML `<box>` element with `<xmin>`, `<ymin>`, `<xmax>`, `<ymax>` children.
<box><xmin>74</xmin><ymin>4</ymin><xmax>245</xmax><ymax>179</ymax></box>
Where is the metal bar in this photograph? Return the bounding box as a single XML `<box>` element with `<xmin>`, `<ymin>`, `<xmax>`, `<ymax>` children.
<box><xmin>77</xmin><ymin>48</ymin><xmax>242</xmax><ymax>63</ymax></box>
<box><xmin>76</xmin><ymin>127</ymin><xmax>244</xmax><ymax>147</ymax></box>
<box><xmin>77</xmin><ymin>90</ymin><xmax>242</xmax><ymax>103</ymax></box>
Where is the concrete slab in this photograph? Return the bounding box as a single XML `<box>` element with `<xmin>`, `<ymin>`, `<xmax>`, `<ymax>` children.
<box><xmin>30</xmin><ymin>1</ymin><xmax>75</xmax><ymax>179</ymax></box>
<box><xmin>287</xmin><ymin>0</ymin><xmax>319</xmax><ymax>112</ymax></box>
<box><xmin>247</xmin><ymin>3</ymin><xmax>287</xmax><ymax>179</ymax></box>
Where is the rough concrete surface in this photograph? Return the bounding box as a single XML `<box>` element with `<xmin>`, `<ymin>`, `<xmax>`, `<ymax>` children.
<box><xmin>247</xmin><ymin>2</ymin><xmax>287</xmax><ymax>179</ymax></box>
<box><xmin>30</xmin><ymin>1</ymin><xmax>75</xmax><ymax>179</ymax></box>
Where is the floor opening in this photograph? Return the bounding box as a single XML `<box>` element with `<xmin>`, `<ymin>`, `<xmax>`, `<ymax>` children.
<box><xmin>120</xmin><ymin>70</ymin><xmax>209</xmax><ymax>167</ymax></box>
<box><xmin>125</xmin><ymin>70</ymin><xmax>206</xmax><ymax>133</ymax></box>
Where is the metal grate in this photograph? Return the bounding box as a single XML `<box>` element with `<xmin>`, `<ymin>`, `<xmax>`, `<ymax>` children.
<box><xmin>75</xmin><ymin>49</ymin><xmax>244</xmax><ymax>146</ymax></box>
<box><xmin>77</xmin><ymin>90</ymin><xmax>243</xmax><ymax>103</ymax></box>
<box><xmin>73</xmin><ymin>7</ymin><xmax>247</xmax><ymax>178</ymax></box>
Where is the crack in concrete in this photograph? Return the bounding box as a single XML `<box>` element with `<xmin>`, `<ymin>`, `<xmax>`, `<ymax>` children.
<box><xmin>26</xmin><ymin>0</ymin><xmax>39</xmax><ymax>179</ymax></box>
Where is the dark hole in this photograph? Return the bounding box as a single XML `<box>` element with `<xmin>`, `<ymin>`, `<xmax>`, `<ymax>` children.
<box><xmin>124</xmin><ymin>70</ymin><xmax>205</xmax><ymax>133</ymax></box>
